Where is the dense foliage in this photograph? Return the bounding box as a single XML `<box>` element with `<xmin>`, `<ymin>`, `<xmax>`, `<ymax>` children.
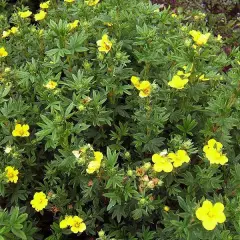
<box><xmin>0</xmin><ymin>0</ymin><xmax>240</xmax><ymax>239</ymax></box>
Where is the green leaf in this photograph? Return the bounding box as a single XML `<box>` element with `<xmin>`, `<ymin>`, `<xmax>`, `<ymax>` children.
<box><xmin>10</xmin><ymin>207</ymin><xmax>19</xmax><ymax>224</ymax></box>
<box><xmin>11</xmin><ymin>228</ymin><xmax>27</xmax><ymax>240</ymax></box>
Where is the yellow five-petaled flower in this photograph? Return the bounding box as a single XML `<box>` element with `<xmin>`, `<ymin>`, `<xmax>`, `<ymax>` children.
<box><xmin>40</xmin><ymin>1</ymin><xmax>50</xmax><ymax>9</ymax></box>
<box><xmin>196</xmin><ymin>200</ymin><xmax>226</xmax><ymax>230</ymax></box>
<box><xmin>5</xmin><ymin>166</ymin><xmax>19</xmax><ymax>183</ymax></box>
<box><xmin>0</xmin><ymin>47</ymin><xmax>8</xmax><ymax>57</ymax></box>
<box><xmin>97</xmin><ymin>34</ymin><xmax>113</xmax><ymax>53</ymax></box>
<box><xmin>68</xmin><ymin>20</ymin><xmax>79</xmax><ymax>30</ymax></box>
<box><xmin>86</xmin><ymin>151</ymin><xmax>103</xmax><ymax>174</ymax></box>
<box><xmin>152</xmin><ymin>153</ymin><xmax>173</xmax><ymax>173</ymax></box>
<box><xmin>30</xmin><ymin>192</ymin><xmax>48</xmax><ymax>212</ymax></box>
<box><xmin>12</xmin><ymin>124</ymin><xmax>30</xmax><ymax>137</ymax></box>
<box><xmin>203</xmin><ymin>139</ymin><xmax>228</xmax><ymax>165</ymax></box>
<box><xmin>35</xmin><ymin>10</ymin><xmax>47</xmax><ymax>21</ymax></box>
<box><xmin>168</xmin><ymin>75</ymin><xmax>188</xmax><ymax>89</ymax></box>
<box><xmin>85</xmin><ymin>0</ymin><xmax>100</xmax><ymax>6</ymax></box>
<box><xmin>18</xmin><ymin>10</ymin><xmax>32</xmax><ymax>18</ymax></box>
<box><xmin>131</xmin><ymin>76</ymin><xmax>151</xmax><ymax>98</ymax></box>
<box><xmin>44</xmin><ymin>80</ymin><xmax>57</xmax><ymax>89</ymax></box>
<box><xmin>189</xmin><ymin>30</ymin><xmax>210</xmax><ymax>46</ymax></box>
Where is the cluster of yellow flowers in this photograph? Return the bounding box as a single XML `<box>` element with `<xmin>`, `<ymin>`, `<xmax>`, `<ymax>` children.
<box><xmin>152</xmin><ymin>150</ymin><xmax>190</xmax><ymax>173</ymax></box>
<box><xmin>203</xmin><ymin>139</ymin><xmax>228</xmax><ymax>165</ymax></box>
<box><xmin>97</xmin><ymin>34</ymin><xmax>113</xmax><ymax>53</ymax></box>
<box><xmin>60</xmin><ymin>215</ymin><xmax>86</xmax><ymax>234</ymax></box>
<box><xmin>189</xmin><ymin>30</ymin><xmax>210</xmax><ymax>47</ymax></box>
<box><xmin>12</xmin><ymin>124</ymin><xmax>30</xmax><ymax>137</ymax></box>
<box><xmin>30</xmin><ymin>192</ymin><xmax>48</xmax><ymax>212</ymax></box>
<box><xmin>168</xmin><ymin>65</ymin><xmax>192</xmax><ymax>89</ymax></box>
<box><xmin>0</xmin><ymin>47</ymin><xmax>8</xmax><ymax>57</ymax></box>
<box><xmin>5</xmin><ymin>166</ymin><xmax>19</xmax><ymax>183</ymax></box>
<box><xmin>18</xmin><ymin>1</ymin><xmax>49</xmax><ymax>21</ymax></box>
<box><xmin>44</xmin><ymin>80</ymin><xmax>58</xmax><ymax>89</ymax></box>
<box><xmin>2</xmin><ymin>26</ymin><xmax>18</xmax><ymax>38</ymax></box>
<box><xmin>196</xmin><ymin>200</ymin><xmax>226</xmax><ymax>230</ymax></box>
<box><xmin>86</xmin><ymin>151</ymin><xmax>103</xmax><ymax>174</ymax></box>
<box><xmin>131</xmin><ymin>76</ymin><xmax>152</xmax><ymax>98</ymax></box>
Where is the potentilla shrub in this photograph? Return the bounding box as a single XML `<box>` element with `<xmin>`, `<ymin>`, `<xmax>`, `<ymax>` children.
<box><xmin>0</xmin><ymin>0</ymin><xmax>240</xmax><ymax>239</ymax></box>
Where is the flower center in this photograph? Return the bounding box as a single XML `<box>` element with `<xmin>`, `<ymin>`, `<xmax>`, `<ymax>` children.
<box><xmin>74</xmin><ymin>222</ymin><xmax>81</xmax><ymax>228</ymax></box>
<box><xmin>7</xmin><ymin>172</ymin><xmax>14</xmax><ymax>178</ymax></box>
<box><xmin>104</xmin><ymin>42</ymin><xmax>111</xmax><ymax>50</ymax></box>
<box><xmin>207</xmin><ymin>210</ymin><xmax>215</xmax><ymax>218</ymax></box>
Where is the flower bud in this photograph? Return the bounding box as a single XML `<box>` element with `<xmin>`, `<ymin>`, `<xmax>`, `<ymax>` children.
<box><xmin>143</xmin><ymin>162</ymin><xmax>151</xmax><ymax>171</ymax></box>
<box><xmin>158</xmin><ymin>179</ymin><xmax>164</xmax><ymax>186</ymax></box>
<box><xmin>78</xmin><ymin>104</ymin><xmax>86</xmax><ymax>111</ymax></box>
<box><xmin>147</xmin><ymin>181</ymin><xmax>155</xmax><ymax>189</ymax></box>
<box><xmin>164</xmin><ymin>205</ymin><xmax>170</xmax><ymax>212</ymax></box>
<box><xmin>184</xmin><ymin>39</ymin><xmax>191</xmax><ymax>47</ymax></box>
<box><xmin>124</xmin><ymin>151</ymin><xmax>131</xmax><ymax>159</ymax></box>
<box><xmin>142</xmin><ymin>175</ymin><xmax>149</xmax><ymax>182</ymax></box>
<box><xmin>98</xmin><ymin>230</ymin><xmax>105</xmax><ymax>237</ymax></box>
<box><xmin>139</xmin><ymin>198</ymin><xmax>146</xmax><ymax>205</ymax></box>
<box><xmin>127</xmin><ymin>170</ymin><xmax>133</xmax><ymax>176</ymax></box>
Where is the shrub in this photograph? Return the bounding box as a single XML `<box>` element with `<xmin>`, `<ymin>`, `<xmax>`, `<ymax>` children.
<box><xmin>0</xmin><ymin>0</ymin><xmax>240</xmax><ymax>239</ymax></box>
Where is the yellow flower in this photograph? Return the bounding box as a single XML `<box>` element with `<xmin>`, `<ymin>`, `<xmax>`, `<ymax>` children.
<box><xmin>203</xmin><ymin>139</ymin><xmax>228</xmax><ymax>165</ymax></box>
<box><xmin>30</xmin><ymin>192</ymin><xmax>48</xmax><ymax>212</ymax></box>
<box><xmin>192</xmin><ymin>44</ymin><xmax>197</xmax><ymax>49</ymax></box>
<box><xmin>168</xmin><ymin>75</ymin><xmax>188</xmax><ymax>89</ymax></box>
<box><xmin>131</xmin><ymin>76</ymin><xmax>141</xmax><ymax>90</ymax></box>
<box><xmin>40</xmin><ymin>1</ymin><xmax>50</xmax><ymax>9</ymax></box>
<box><xmin>70</xmin><ymin>216</ymin><xmax>86</xmax><ymax>234</ymax></box>
<box><xmin>152</xmin><ymin>153</ymin><xmax>173</xmax><ymax>173</ymax></box>
<box><xmin>60</xmin><ymin>215</ymin><xmax>74</xmax><ymax>229</ymax></box>
<box><xmin>189</xmin><ymin>30</ymin><xmax>210</xmax><ymax>46</ymax></box>
<box><xmin>86</xmin><ymin>151</ymin><xmax>103</xmax><ymax>174</ymax></box>
<box><xmin>164</xmin><ymin>205</ymin><xmax>170</xmax><ymax>212</ymax></box>
<box><xmin>139</xmin><ymin>81</ymin><xmax>151</xmax><ymax>98</ymax></box>
<box><xmin>131</xmin><ymin>76</ymin><xmax>151</xmax><ymax>97</ymax></box>
<box><xmin>4</xmin><ymin>146</ymin><xmax>12</xmax><ymax>153</ymax></box>
<box><xmin>199</xmin><ymin>74</ymin><xmax>209</xmax><ymax>81</ymax></box>
<box><xmin>10</xmin><ymin>27</ymin><xmax>19</xmax><ymax>34</ymax></box>
<box><xmin>168</xmin><ymin>150</ymin><xmax>190</xmax><ymax>168</ymax></box>
<box><xmin>44</xmin><ymin>80</ymin><xmax>57</xmax><ymax>89</ymax></box>
<box><xmin>104</xmin><ymin>22</ymin><xmax>113</xmax><ymax>27</ymax></box>
<box><xmin>4</xmin><ymin>67</ymin><xmax>11</xmax><ymax>73</ymax></box>
<box><xmin>97</xmin><ymin>34</ymin><xmax>112</xmax><ymax>53</ymax></box>
<box><xmin>196</xmin><ymin>200</ymin><xmax>226</xmax><ymax>231</ymax></box>
<box><xmin>86</xmin><ymin>160</ymin><xmax>101</xmax><ymax>174</ymax></box>
<box><xmin>18</xmin><ymin>10</ymin><xmax>32</xmax><ymax>18</ymax></box>
<box><xmin>171</xmin><ymin>13</ymin><xmax>177</xmax><ymax>18</ymax></box>
<box><xmin>216</xmin><ymin>34</ymin><xmax>222</xmax><ymax>42</ymax></box>
<box><xmin>85</xmin><ymin>0</ymin><xmax>100</xmax><ymax>6</ymax></box>
<box><xmin>12</xmin><ymin>124</ymin><xmax>30</xmax><ymax>137</ymax></box>
<box><xmin>94</xmin><ymin>151</ymin><xmax>103</xmax><ymax>162</ymax></box>
<box><xmin>34</xmin><ymin>10</ymin><xmax>47</xmax><ymax>21</ymax></box>
<box><xmin>68</xmin><ymin>20</ymin><xmax>79</xmax><ymax>30</ymax></box>
<box><xmin>64</xmin><ymin>0</ymin><xmax>75</xmax><ymax>2</ymax></box>
<box><xmin>177</xmin><ymin>70</ymin><xmax>191</xmax><ymax>78</ymax></box>
<box><xmin>0</xmin><ymin>47</ymin><xmax>8</xmax><ymax>57</ymax></box>
<box><xmin>5</xmin><ymin>166</ymin><xmax>19</xmax><ymax>183</ymax></box>
<box><xmin>2</xmin><ymin>30</ymin><xmax>11</xmax><ymax>38</ymax></box>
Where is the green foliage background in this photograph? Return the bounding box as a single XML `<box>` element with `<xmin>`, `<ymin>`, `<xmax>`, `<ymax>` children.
<box><xmin>0</xmin><ymin>0</ymin><xmax>240</xmax><ymax>239</ymax></box>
